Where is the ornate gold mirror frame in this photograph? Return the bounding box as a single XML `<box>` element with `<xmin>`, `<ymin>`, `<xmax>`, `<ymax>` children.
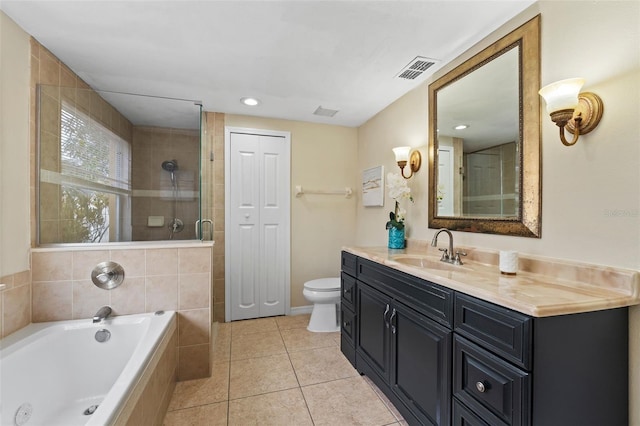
<box><xmin>428</xmin><ymin>15</ymin><xmax>541</xmax><ymax>237</ymax></box>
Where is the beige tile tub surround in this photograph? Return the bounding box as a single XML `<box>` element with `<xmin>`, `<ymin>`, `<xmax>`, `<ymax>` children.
<box><xmin>163</xmin><ymin>315</ymin><xmax>406</xmax><ymax>426</ymax></box>
<box><xmin>31</xmin><ymin>242</ymin><xmax>213</xmax><ymax>380</ymax></box>
<box><xmin>114</xmin><ymin>315</ymin><xmax>178</xmax><ymax>426</ymax></box>
<box><xmin>0</xmin><ymin>270</ymin><xmax>32</xmax><ymax>338</ymax></box>
<box><xmin>346</xmin><ymin>241</ymin><xmax>640</xmax><ymax>317</ymax></box>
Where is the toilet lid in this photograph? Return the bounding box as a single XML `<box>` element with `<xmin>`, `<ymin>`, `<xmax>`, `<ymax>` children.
<box><xmin>304</xmin><ymin>277</ymin><xmax>340</xmax><ymax>291</ymax></box>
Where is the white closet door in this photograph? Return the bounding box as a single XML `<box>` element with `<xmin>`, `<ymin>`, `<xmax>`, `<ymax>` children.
<box><xmin>227</xmin><ymin>130</ymin><xmax>290</xmax><ymax>321</ymax></box>
<box><xmin>437</xmin><ymin>147</ymin><xmax>454</xmax><ymax>216</ymax></box>
<box><xmin>258</xmin><ymin>136</ymin><xmax>287</xmax><ymax>317</ymax></box>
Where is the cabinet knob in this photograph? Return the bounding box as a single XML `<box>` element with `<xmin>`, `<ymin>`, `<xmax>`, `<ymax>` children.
<box><xmin>475</xmin><ymin>381</ymin><xmax>486</xmax><ymax>393</ymax></box>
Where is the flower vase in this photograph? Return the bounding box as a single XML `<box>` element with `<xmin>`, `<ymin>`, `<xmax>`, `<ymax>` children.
<box><xmin>388</xmin><ymin>227</ymin><xmax>405</xmax><ymax>249</ymax></box>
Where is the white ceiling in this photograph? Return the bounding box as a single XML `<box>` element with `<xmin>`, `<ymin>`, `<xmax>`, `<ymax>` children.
<box><xmin>1</xmin><ymin>0</ymin><xmax>536</xmax><ymax>129</ymax></box>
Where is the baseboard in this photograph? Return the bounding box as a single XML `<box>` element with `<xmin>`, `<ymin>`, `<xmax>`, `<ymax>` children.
<box><xmin>290</xmin><ymin>305</ymin><xmax>313</xmax><ymax>315</ymax></box>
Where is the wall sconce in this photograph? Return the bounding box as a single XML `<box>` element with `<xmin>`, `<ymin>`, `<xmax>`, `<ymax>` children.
<box><xmin>393</xmin><ymin>146</ymin><xmax>422</xmax><ymax>179</ymax></box>
<box><xmin>538</xmin><ymin>78</ymin><xmax>604</xmax><ymax>146</ymax></box>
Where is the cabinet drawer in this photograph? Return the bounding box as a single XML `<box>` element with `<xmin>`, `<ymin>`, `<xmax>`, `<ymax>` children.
<box><xmin>358</xmin><ymin>257</ymin><xmax>453</xmax><ymax>327</ymax></box>
<box><xmin>453</xmin><ymin>335</ymin><xmax>530</xmax><ymax>426</ymax></box>
<box><xmin>454</xmin><ymin>293</ymin><xmax>531</xmax><ymax>370</ymax></box>
<box><xmin>341</xmin><ymin>272</ymin><xmax>356</xmax><ymax>310</ymax></box>
<box><xmin>341</xmin><ymin>251</ymin><xmax>357</xmax><ymax>277</ymax></box>
<box><xmin>341</xmin><ymin>305</ymin><xmax>356</xmax><ymax>347</ymax></box>
<box><xmin>452</xmin><ymin>398</ymin><xmax>508</xmax><ymax>426</ymax></box>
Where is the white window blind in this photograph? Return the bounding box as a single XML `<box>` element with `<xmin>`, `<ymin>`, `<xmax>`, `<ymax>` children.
<box><xmin>60</xmin><ymin>101</ymin><xmax>131</xmax><ymax>194</ymax></box>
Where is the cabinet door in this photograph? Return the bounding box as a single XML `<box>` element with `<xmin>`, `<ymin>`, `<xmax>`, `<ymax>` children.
<box><xmin>357</xmin><ymin>282</ymin><xmax>392</xmax><ymax>382</ymax></box>
<box><xmin>391</xmin><ymin>301</ymin><xmax>452</xmax><ymax>426</ymax></box>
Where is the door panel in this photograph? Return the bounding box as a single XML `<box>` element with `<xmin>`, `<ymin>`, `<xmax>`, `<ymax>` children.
<box><xmin>357</xmin><ymin>282</ymin><xmax>391</xmax><ymax>381</ymax></box>
<box><xmin>258</xmin><ymin>136</ymin><xmax>287</xmax><ymax>317</ymax></box>
<box><xmin>392</xmin><ymin>302</ymin><xmax>452</xmax><ymax>426</ymax></box>
<box><xmin>230</xmin><ymin>134</ymin><xmax>260</xmax><ymax>320</ymax></box>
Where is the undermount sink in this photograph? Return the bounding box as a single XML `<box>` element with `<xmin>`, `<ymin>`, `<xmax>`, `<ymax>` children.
<box><xmin>391</xmin><ymin>255</ymin><xmax>470</xmax><ymax>272</ymax></box>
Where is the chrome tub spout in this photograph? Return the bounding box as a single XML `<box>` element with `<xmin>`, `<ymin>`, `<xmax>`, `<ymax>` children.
<box><xmin>93</xmin><ymin>306</ymin><xmax>112</xmax><ymax>323</ymax></box>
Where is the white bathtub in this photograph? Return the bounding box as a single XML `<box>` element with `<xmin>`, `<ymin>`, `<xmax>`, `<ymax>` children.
<box><xmin>0</xmin><ymin>311</ymin><xmax>176</xmax><ymax>426</ymax></box>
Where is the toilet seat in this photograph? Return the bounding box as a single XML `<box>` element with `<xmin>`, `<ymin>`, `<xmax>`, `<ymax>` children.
<box><xmin>303</xmin><ymin>277</ymin><xmax>340</xmax><ymax>292</ymax></box>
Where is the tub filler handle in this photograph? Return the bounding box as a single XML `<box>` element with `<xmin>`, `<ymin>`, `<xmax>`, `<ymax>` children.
<box><xmin>91</xmin><ymin>261</ymin><xmax>125</xmax><ymax>290</ymax></box>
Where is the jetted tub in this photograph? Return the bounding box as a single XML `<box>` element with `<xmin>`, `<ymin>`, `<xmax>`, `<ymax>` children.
<box><xmin>0</xmin><ymin>311</ymin><xmax>176</xmax><ymax>426</ymax></box>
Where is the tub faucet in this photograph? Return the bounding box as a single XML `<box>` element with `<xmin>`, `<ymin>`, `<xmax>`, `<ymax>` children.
<box><xmin>431</xmin><ymin>228</ymin><xmax>466</xmax><ymax>265</ymax></box>
<box><xmin>93</xmin><ymin>306</ymin><xmax>112</xmax><ymax>323</ymax></box>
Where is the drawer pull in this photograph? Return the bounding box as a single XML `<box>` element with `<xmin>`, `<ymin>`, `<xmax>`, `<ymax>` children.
<box><xmin>383</xmin><ymin>304</ymin><xmax>390</xmax><ymax>328</ymax></box>
<box><xmin>343</xmin><ymin>321</ymin><xmax>351</xmax><ymax>328</ymax></box>
<box><xmin>343</xmin><ymin>288</ymin><xmax>351</xmax><ymax>295</ymax></box>
<box><xmin>475</xmin><ymin>381</ymin><xmax>486</xmax><ymax>393</ymax></box>
<box><xmin>390</xmin><ymin>309</ymin><xmax>397</xmax><ymax>334</ymax></box>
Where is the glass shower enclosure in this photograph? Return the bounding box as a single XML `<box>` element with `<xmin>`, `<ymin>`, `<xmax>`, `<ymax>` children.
<box><xmin>37</xmin><ymin>85</ymin><xmax>203</xmax><ymax>244</ymax></box>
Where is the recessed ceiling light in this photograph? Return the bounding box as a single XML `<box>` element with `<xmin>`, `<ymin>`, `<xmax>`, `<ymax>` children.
<box><xmin>240</xmin><ymin>97</ymin><xmax>260</xmax><ymax>106</ymax></box>
<box><xmin>454</xmin><ymin>124</ymin><xmax>469</xmax><ymax>130</ymax></box>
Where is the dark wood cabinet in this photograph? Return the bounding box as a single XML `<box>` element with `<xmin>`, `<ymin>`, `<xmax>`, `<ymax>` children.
<box><xmin>347</xmin><ymin>252</ymin><xmax>453</xmax><ymax>425</ymax></box>
<box><xmin>340</xmin><ymin>251</ymin><xmax>629</xmax><ymax>426</ymax></box>
<box><xmin>357</xmin><ymin>282</ymin><xmax>392</xmax><ymax>381</ymax></box>
<box><xmin>391</xmin><ymin>301</ymin><xmax>452</xmax><ymax>425</ymax></box>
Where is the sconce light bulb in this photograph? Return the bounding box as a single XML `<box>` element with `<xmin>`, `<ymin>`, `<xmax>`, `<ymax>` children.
<box><xmin>539</xmin><ymin>78</ymin><xmax>584</xmax><ymax>114</ymax></box>
<box><xmin>393</xmin><ymin>146</ymin><xmax>411</xmax><ymax>163</ymax></box>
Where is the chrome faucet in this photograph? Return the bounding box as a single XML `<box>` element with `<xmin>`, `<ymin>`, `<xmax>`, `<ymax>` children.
<box><xmin>93</xmin><ymin>306</ymin><xmax>112</xmax><ymax>323</ymax></box>
<box><xmin>431</xmin><ymin>228</ymin><xmax>466</xmax><ymax>265</ymax></box>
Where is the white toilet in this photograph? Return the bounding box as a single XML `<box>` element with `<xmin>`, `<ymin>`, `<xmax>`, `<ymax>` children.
<box><xmin>303</xmin><ymin>277</ymin><xmax>341</xmax><ymax>332</ymax></box>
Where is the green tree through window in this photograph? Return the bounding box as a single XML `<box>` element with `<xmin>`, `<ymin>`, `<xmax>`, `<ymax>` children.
<box><xmin>59</xmin><ymin>102</ymin><xmax>131</xmax><ymax>242</ymax></box>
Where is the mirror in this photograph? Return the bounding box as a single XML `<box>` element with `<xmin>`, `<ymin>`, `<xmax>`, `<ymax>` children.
<box><xmin>428</xmin><ymin>15</ymin><xmax>541</xmax><ymax>237</ymax></box>
<box><xmin>37</xmin><ymin>86</ymin><xmax>203</xmax><ymax>244</ymax></box>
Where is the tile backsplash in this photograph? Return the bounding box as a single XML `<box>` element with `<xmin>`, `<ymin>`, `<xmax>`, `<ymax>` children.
<box><xmin>31</xmin><ymin>242</ymin><xmax>213</xmax><ymax>380</ymax></box>
<box><xmin>0</xmin><ymin>269</ymin><xmax>32</xmax><ymax>339</ymax></box>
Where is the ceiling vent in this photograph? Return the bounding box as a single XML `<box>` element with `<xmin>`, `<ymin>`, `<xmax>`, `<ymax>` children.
<box><xmin>396</xmin><ymin>56</ymin><xmax>438</xmax><ymax>80</ymax></box>
<box><xmin>313</xmin><ymin>106</ymin><xmax>339</xmax><ymax>117</ymax></box>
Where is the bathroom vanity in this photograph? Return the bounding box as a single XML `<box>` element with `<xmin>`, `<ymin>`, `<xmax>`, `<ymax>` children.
<box><xmin>340</xmin><ymin>247</ymin><xmax>638</xmax><ymax>426</ymax></box>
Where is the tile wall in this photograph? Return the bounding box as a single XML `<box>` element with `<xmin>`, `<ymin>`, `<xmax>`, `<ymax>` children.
<box><xmin>202</xmin><ymin>112</ymin><xmax>225</xmax><ymax>322</ymax></box>
<box><xmin>31</xmin><ymin>243</ymin><xmax>213</xmax><ymax>380</ymax></box>
<box><xmin>30</xmin><ymin>38</ymin><xmax>134</xmax><ymax>244</ymax></box>
<box><xmin>131</xmin><ymin>126</ymin><xmax>201</xmax><ymax>241</ymax></box>
<box><xmin>0</xmin><ymin>270</ymin><xmax>31</xmax><ymax>339</ymax></box>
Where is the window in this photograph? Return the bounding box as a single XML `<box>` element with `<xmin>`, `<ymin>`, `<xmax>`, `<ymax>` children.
<box><xmin>57</xmin><ymin>101</ymin><xmax>131</xmax><ymax>242</ymax></box>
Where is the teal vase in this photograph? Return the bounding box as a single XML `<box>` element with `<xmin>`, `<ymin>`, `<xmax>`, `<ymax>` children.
<box><xmin>388</xmin><ymin>227</ymin><xmax>405</xmax><ymax>249</ymax></box>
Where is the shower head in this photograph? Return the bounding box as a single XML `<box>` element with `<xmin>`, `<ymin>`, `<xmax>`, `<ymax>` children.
<box><xmin>161</xmin><ymin>160</ymin><xmax>178</xmax><ymax>172</ymax></box>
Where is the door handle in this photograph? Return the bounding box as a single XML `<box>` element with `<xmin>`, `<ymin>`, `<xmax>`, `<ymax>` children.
<box><xmin>383</xmin><ymin>304</ymin><xmax>390</xmax><ymax>328</ymax></box>
<box><xmin>390</xmin><ymin>309</ymin><xmax>397</xmax><ymax>334</ymax></box>
<box><xmin>195</xmin><ymin>219</ymin><xmax>213</xmax><ymax>241</ymax></box>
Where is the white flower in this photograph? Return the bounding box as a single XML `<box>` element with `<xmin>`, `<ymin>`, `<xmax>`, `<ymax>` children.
<box><xmin>395</xmin><ymin>207</ymin><xmax>407</xmax><ymax>222</ymax></box>
<box><xmin>386</xmin><ymin>172</ymin><xmax>412</xmax><ymax>201</ymax></box>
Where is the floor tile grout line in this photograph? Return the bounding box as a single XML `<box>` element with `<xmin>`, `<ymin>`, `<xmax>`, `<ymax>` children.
<box><xmin>280</xmin><ymin>325</ymin><xmax>317</xmax><ymax>426</ymax></box>
<box><xmin>362</xmin><ymin>376</ymin><xmax>404</xmax><ymax>423</ymax></box>
<box><xmin>168</xmin><ymin>316</ymin><xmax>363</xmax><ymax>425</ymax></box>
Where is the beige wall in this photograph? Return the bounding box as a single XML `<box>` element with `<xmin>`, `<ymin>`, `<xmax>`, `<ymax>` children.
<box><xmin>356</xmin><ymin>2</ymin><xmax>640</xmax><ymax>423</ymax></box>
<box><xmin>0</xmin><ymin>11</ymin><xmax>32</xmax><ymax>339</ymax></box>
<box><xmin>0</xmin><ymin>11</ymin><xmax>31</xmax><ymax>276</ymax></box>
<box><xmin>225</xmin><ymin>115</ymin><xmax>358</xmax><ymax>308</ymax></box>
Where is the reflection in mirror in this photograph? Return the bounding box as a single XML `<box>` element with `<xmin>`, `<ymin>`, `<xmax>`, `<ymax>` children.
<box><xmin>37</xmin><ymin>86</ymin><xmax>202</xmax><ymax>244</ymax></box>
<box><xmin>436</xmin><ymin>47</ymin><xmax>519</xmax><ymax>218</ymax></box>
<box><xmin>428</xmin><ymin>15</ymin><xmax>541</xmax><ymax>237</ymax></box>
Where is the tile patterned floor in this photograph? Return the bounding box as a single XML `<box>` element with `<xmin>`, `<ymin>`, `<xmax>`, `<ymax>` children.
<box><xmin>163</xmin><ymin>314</ymin><xmax>407</xmax><ymax>425</ymax></box>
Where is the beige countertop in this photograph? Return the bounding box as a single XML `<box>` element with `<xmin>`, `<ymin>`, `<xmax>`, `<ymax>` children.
<box><xmin>343</xmin><ymin>245</ymin><xmax>640</xmax><ymax>317</ymax></box>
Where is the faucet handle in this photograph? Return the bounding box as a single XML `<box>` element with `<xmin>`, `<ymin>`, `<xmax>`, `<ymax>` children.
<box><xmin>438</xmin><ymin>248</ymin><xmax>449</xmax><ymax>261</ymax></box>
<box><xmin>453</xmin><ymin>251</ymin><xmax>467</xmax><ymax>265</ymax></box>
